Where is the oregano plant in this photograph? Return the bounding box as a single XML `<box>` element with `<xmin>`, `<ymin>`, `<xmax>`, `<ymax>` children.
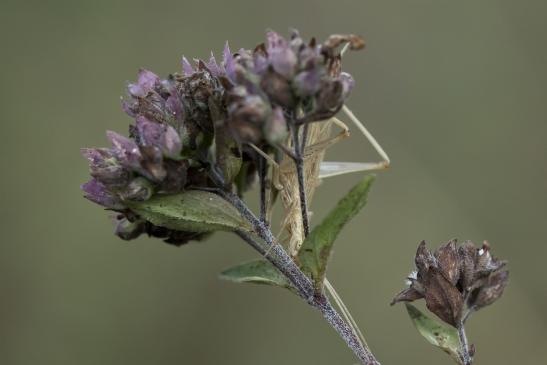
<box><xmin>81</xmin><ymin>29</ymin><xmax>508</xmax><ymax>365</ymax></box>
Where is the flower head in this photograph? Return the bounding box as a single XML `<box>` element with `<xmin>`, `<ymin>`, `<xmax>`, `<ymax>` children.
<box><xmin>82</xmin><ymin>29</ymin><xmax>364</xmax><ymax>245</ymax></box>
<box><xmin>391</xmin><ymin>240</ymin><xmax>509</xmax><ymax>327</ymax></box>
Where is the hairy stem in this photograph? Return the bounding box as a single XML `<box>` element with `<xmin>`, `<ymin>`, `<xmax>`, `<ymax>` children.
<box><xmin>221</xmin><ymin>191</ymin><xmax>314</xmax><ymax>301</ymax></box>
<box><xmin>290</xmin><ymin>122</ymin><xmax>310</xmax><ymax>237</ymax></box>
<box><xmin>221</xmin><ymin>194</ymin><xmax>379</xmax><ymax>364</ymax></box>
<box><xmin>208</xmin><ymin>161</ymin><xmax>379</xmax><ymax>364</ymax></box>
<box><xmin>458</xmin><ymin>321</ymin><xmax>472</xmax><ymax>365</ymax></box>
<box><xmin>325</xmin><ymin>279</ymin><xmax>369</xmax><ymax>349</ymax></box>
<box><xmin>258</xmin><ymin>155</ymin><xmax>268</xmax><ymax>225</ymax></box>
<box><xmin>316</xmin><ymin>295</ymin><xmax>380</xmax><ymax>365</ymax></box>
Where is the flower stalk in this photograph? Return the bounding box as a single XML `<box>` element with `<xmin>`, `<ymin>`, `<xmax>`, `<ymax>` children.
<box><xmin>457</xmin><ymin>320</ymin><xmax>472</xmax><ymax>365</ymax></box>
<box><xmin>235</xmin><ymin>225</ymin><xmax>379</xmax><ymax>365</ymax></box>
<box><xmin>290</xmin><ymin>122</ymin><xmax>310</xmax><ymax>236</ymax></box>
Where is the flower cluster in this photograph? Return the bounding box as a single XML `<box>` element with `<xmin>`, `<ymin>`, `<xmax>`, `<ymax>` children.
<box><xmin>391</xmin><ymin>240</ymin><xmax>509</xmax><ymax>327</ymax></box>
<box><xmin>82</xmin><ymin>67</ymin><xmax>225</xmax><ymax>244</ymax></box>
<box><xmin>224</xmin><ymin>31</ymin><xmax>364</xmax><ymax>144</ymax></box>
<box><xmin>82</xmin><ymin>30</ymin><xmax>363</xmax><ymax>244</ymax></box>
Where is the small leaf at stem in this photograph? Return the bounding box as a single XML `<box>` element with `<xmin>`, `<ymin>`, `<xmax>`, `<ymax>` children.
<box><xmin>297</xmin><ymin>175</ymin><xmax>375</xmax><ymax>291</ymax></box>
<box><xmin>219</xmin><ymin>260</ymin><xmax>297</xmax><ymax>294</ymax></box>
<box><xmin>405</xmin><ymin>303</ymin><xmax>463</xmax><ymax>365</ymax></box>
<box><xmin>127</xmin><ymin>190</ymin><xmax>253</xmax><ymax>233</ymax></box>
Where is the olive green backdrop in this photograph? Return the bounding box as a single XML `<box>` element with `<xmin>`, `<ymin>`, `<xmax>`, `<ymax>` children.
<box><xmin>1</xmin><ymin>0</ymin><xmax>545</xmax><ymax>364</ymax></box>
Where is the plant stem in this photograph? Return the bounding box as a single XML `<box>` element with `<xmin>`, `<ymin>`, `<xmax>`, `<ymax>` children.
<box><xmin>221</xmin><ymin>193</ymin><xmax>379</xmax><ymax>364</ymax></box>
<box><xmin>316</xmin><ymin>295</ymin><xmax>380</xmax><ymax>365</ymax></box>
<box><xmin>462</xmin><ymin>307</ymin><xmax>475</xmax><ymax>324</ymax></box>
<box><xmin>258</xmin><ymin>154</ymin><xmax>268</xmax><ymax>225</ymax></box>
<box><xmin>290</xmin><ymin>122</ymin><xmax>310</xmax><ymax>237</ymax></box>
<box><xmin>457</xmin><ymin>321</ymin><xmax>472</xmax><ymax>365</ymax></box>
<box><xmin>324</xmin><ymin>279</ymin><xmax>369</xmax><ymax>349</ymax></box>
<box><xmin>208</xmin><ymin>156</ymin><xmax>380</xmax><ymax>364</ymax></box>
<box><xmin>221</xmin><ymin>191</ymin><xmax>314</xmax><ymax>301</ymax></box>
<box><xmin>290</xmin><ymin>117</ymin><xmax>377</xmax><ymax>363</ymax></box>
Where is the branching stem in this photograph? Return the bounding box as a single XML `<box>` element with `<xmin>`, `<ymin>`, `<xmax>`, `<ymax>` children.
<box><xmin>458</xmin><ymin>321</ymin><xmax>472</xmax><ymax>365</ymax></box>
<box><xmin>234</xmin><ymin>229</ymin><xmax>380</xmax><ymax>365</ymax></box>
<box><xmin>215</xmin><ymin>197</ymin><xmax>378</xmax><ymax>363</ymax></box>
<box><xmin>208</xmin><ymin>135</ymin><xmax>380</xmax><ymax>365</ymax></box>
<box><xmin>258</xmin><ymin>155</ymin><xmax>268</xmax><ymax>225</ymax></box>
<box><xmin>290</xmin><ymin>122</ymin><xmax>310</xmax><ymax>237</ymax></box>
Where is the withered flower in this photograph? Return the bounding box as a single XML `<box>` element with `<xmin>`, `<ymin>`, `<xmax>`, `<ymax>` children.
<box><xmin>391</xmin><ymin>240</ymin><xmax>509</xmax><ymax>327</ymax></box>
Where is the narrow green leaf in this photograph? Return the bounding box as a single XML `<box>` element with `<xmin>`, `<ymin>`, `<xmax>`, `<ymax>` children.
<box><xmin>298</xmin><ymin>175</ymin><xmax>375</xmax><ymax>290</ymax></box>
<box><xmin>127</xmin><ymin>190</ymin><xmax>253</xmax><ymax>233</ymax></box>
<box><xmin>219</xmin><ymin>260</ymin><xmax>296</xmax><ymax>293</ymax></box>
<box><xmin>405</xmin><ymin>304</ymin><xmax>463</xmax><ymax>364</ymax></box>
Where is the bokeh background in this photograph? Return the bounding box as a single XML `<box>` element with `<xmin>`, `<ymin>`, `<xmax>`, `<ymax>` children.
<box><xmin>1</xmin><ymin>0</ymin><xmax>546</xmax><ymax>364</ymax></box>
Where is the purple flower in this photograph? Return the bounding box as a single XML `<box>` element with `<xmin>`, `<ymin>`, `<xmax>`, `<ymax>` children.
<box><xmin>294</xmin><ymin>70</ymin><xmax>322</xmax><ymax>97</ymax></box>
<box><xmin>181</xmin><ymin>56</ymin><xmax>195</xmax><ymax>76</ymax></box>
<box><xmin>266</xmin><ymin>31</ymin><xmax>297</xmax><ymax>79</ymax></box>
<box><xmin>83</xmin><ymin>29</ymin><xmax>366</xmax><ymax>245</ymax></box>
<box><xmin>81</xmin><ymin>148</ymin><xmax>129</xmax><ymax>186</ymax></box>
<box><xmin>338</xmin><ymin>72</ymin><xmax>355</xmax><ymax>99</ymax></box>
<box><xmin>206</xmin><ymin>52</ymin><xmax>222</xmax><ymax>77</ymax></box>
<box><xmin>223</xmin><ymin>42</ymin><xmax>236</xmax><ymax>81</ymax></box>
<box><xmin>81</xmin><ymin>179</ymin><xmax>123</xmax><ymax>209</ymax></box>
<box><xmin>106</xmin><ymin>130</ymin><xmax>142</xmax><ymax>171</ymax></box>
<box><xmin>136</xmin><ymin>116</ymin><xmax>182</xmax><ymax>159</ymax></box>
<box><xmin>128</xmin><ymin>69</ymin><xmax>159</xmax><ymax>97</ymax></box>
<box><xmin>264</xmin><ymin>106</ymin><xmax>288</xmax><ymax>144</ymax></box>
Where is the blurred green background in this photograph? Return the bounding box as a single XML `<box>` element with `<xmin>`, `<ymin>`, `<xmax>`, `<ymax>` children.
<box><xmin>1</xmin><ymin>0</ymin><xmax>546</xmax><ymax>364</ymax></box>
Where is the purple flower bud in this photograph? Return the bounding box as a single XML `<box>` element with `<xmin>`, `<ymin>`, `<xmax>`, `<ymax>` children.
<box><xmin>339</xmin><ymin>72</ymin><xmax>355</xmax><ymax>99</ymax></box>
<box><xmin>253</xmin><ymin>43</ymin><xmax>268</xmax><ymax>75</ymax></box>
<box><xmin>181</xmin><ymin>56</ymin><xmax>195</xmax><ymax>76</ymax></box>
<box><xmin>122</xmin><ymin>100</ymin><xmax>137</xmax><ymax>117</ymax></box>
<box><xmin>166</xmin><ymin>95</ymin><xmax>184</xmax><ymax>126</ymax></box>
<box><xmin>136</xmin><ymin>116</ymin><xmax>182</xmax><ymax>159</ymax></box>
<box><xmin>260</xmin><ymin>67</ymin><xmax>295</xmax><ymax>108</ymax></box>
<box><xmin>228</xmin><ymin>93</ymin><xmax>271</xmax><ymax>143</ymax></box>
<box><xmin>317</xmin><ymin>79</ymin><xmax>344</xmax><ymax>111</ymax></box>
<box><xmin>207</xmin><ymin>52</ymin><xmax>222</xmax><ymax>77</ymax></box>
<box><xmin>81</xmin><ymin>148</ymin><xmax>129</xmax><ymax>186</ymax></box>
<box><xmin>266</xmin><ymin>31</ymin><xmax>297</xmax><ymax>79</ymax></box>
<box><xmin>128</xmin><ymin>69</ymin><xmax>159</xmax><ymax>97</ymax></box>
<box><xmin>298</xmin><ymin>46</ymin><xmax>322</xmax><ymax>69</ymax></box>
<box><xmin>107</xmin><ymin>130</ymin><xmax>142</xmax><ymax>170</ymax></box>
<box><xmin>139</xmin><ymin>145</ymin><xmax>166</xmax><ymax>181</ymax></box>
<box><xmin>264</xmin><ymin>106</ymin><xmax>288</xmax><ymax>144</ymax></box>
<box><xmin>81</xmin><ymin>179</ymin><xmax>123</xmax><ymax>209</ymax></box>
<box><xmin>294</xmin><ymin>70</ymin><xmax>321</xmax><ymax>97</ymax></box>
<box><xmin>223</xmin><ymin>42</ymin><xmax>236</xmax><ymax>81</ymax></box>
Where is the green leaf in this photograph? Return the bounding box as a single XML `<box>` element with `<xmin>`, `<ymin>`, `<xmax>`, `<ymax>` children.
<box><xmin>298</xmin><ymin>175</ymin><xmax>375</xmax><ymax>290</ymax></box>
<box><xmin>219</xmin><ymin>260</ymin><xmax>296</xmax><ymax>293</ymax></box>
<box><xmin>405</xmin><ymin>304</ymin><xmax>463</xmax><ymax>364</ymax></box>
<box><xmin>127</xmin><ymin>190</ymin><xmax>253</xmax><ymax>233</ymax></box>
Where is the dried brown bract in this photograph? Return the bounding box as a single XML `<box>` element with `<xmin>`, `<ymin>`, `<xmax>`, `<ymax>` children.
<box><xmin>392</xmin><ymin>240</ymin><xmax>509</xmax><ymax>327</ymax></box>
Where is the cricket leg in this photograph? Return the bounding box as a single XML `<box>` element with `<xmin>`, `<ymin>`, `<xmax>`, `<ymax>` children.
<box><xmin>342</xmin><ymin>104</ymin><xmax>390</xmax><ymax>169</ymax></box>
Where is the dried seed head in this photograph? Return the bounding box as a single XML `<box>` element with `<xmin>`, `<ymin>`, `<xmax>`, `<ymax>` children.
<box><xmin>392</xmin><ymin>240</ymin><xmax>509</xmax><ymax>327</ymax></box>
